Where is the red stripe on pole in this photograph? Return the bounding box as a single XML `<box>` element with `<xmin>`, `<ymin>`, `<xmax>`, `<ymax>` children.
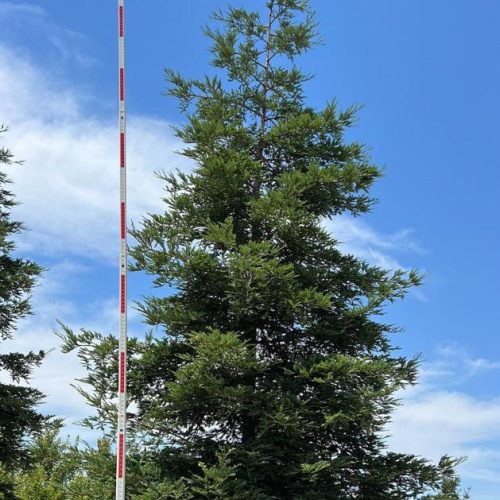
<box><xmin>121</xmin><ymin>202</ymin><xmax>126</xmax><ymax>239</ymax></box>
<box><xmin>119</xmin><ymin>351</ymin><xmax>125</xmax><ymax>393</ymax></box>
<box><xmin>119</xmin><ymin>6</ymin><xmax>124</xmax><ymax>37</ymax></box>
<box><xmin>120</xmin><ymin>68</ymin><xmax>124</xmax><ymax>101</ymax></box>
<box><xmin>120</xmin><ymin>275</ymin><xmax>126</xmax><ymax>313</ymax></box>
<box><xmin>118</xmin><ymin>433</ymin><xmax>124</xmax><ymax>478</ymax></box>
<box><xmin>120</xmin><ymin>133</ymin><xmax>125</xmax><ymax>167</ymax></box>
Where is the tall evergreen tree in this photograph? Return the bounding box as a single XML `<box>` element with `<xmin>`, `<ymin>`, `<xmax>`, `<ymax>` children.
<box><xmin>0</xmin><ymin>125</ymin><xmax>45</xmax><ymax>470</ymax></box>
<box><xmin>63</xmin><ymin>1</ymin><xmax>465</xmax><ymax>497</ymax></box>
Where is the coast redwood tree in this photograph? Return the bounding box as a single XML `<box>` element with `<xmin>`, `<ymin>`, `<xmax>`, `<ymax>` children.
<box><xmin>63</xmin><ymin>1</ymin><xmax>465</xmax><ymax>498</ymax></box>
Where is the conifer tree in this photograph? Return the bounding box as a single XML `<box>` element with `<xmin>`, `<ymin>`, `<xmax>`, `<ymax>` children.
<box><xmin>63</xmin><ymin>1</ymin><xmax>466</xmax><ymax>497</ymax></box>
<box><xmin>0</xmin><ymin>126</ymin><xmax>45</xmax><ymax>470</ymax></box>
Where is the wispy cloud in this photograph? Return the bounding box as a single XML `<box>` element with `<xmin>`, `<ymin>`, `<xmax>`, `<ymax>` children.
<box><xmin>0</xmin><ymin>1</ymin><xmax>95</xmax><ymax>68</ymax></box>
<box><xmin>0</xmin><ymin>2</ymin><xmax>44</xmax><ymax>17</ymax></box>
<box><xmin>324</xmin><ymin>216</ymin><xmax>425</xmax><ymax>270</ymax></box>
<box><xmin>333</xmin><ymin>217</ymin><xmax>423</xmax><ymax>253</ymax></box>
<box><xmin>419</xmin><ymin>343</ymin><xmax>500</xmax><ymax>387</ymax></box>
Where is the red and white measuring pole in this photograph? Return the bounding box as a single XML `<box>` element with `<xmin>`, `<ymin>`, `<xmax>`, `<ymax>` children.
<box><xmin>116</xmin><ymin>0</ymin><xmax>127</xmax><ymax>498</ymax></box>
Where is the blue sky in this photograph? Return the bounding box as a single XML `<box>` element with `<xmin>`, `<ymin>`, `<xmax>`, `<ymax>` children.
<box><xmin>1</xmin><ymin>1</ymin><xmax>499</xmax><ymax>497</ymax></box>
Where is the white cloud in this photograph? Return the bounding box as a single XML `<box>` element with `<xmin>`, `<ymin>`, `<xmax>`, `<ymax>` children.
<box><xmin>390</xmin><ymin>390</ymin><xmax>500</xmax><ymax>458</ymax></box>
<box><xmin>0</xmin><ymin>41</ymin><xmax>190</xmax><ymax>263</ymax></box>
<box><xmin>0</xmin><ymin>44</ymin><xmax>80</xmax><ymax>123</ymax></box>
<box><xmin>388</xmin><ymin>347</ymin><xmax>500</xmax><ymax>491</ymax></box>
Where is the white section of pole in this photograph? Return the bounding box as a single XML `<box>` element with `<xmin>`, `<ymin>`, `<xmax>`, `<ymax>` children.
<box><xmin>116</xmin><ymin>0</ymin><xmax>127</xmax><ymax>498</ymax></box>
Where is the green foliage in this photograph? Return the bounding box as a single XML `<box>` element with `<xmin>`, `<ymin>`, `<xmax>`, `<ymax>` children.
<box><xmin>60</xmin><ymin>1</ymin><xmax>468</xmax><ymax>498</ymax></box>
<box><xmin>0</xmin><ymin>466</ymin><xmax>16</xmax><ymax>500</ymax></box>
<box><xmin>0</xmin><ymin>125</ymin><xmax>45</xmax><ymax>469</ymax></box>
<box><xmin>3</xmin><ymin>424</ymin><xmax>112</xmax><ymax>500</ymax></box>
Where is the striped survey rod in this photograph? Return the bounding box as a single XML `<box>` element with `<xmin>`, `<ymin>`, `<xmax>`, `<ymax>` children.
<box><xmin>116</xmin><ymin>0</ymin><xmax>127</xmax><ymax>498</ymax></box>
